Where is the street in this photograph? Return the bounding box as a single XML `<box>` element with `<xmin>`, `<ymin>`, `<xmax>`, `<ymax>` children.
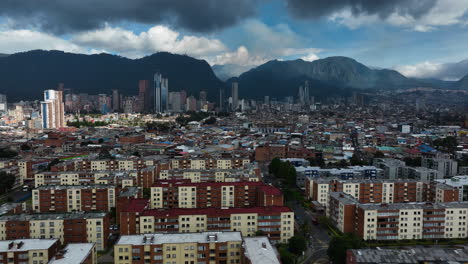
<box><xmin>288</xmin><ymin>200</ymin><xmax>331</xmax><ymax>264</ymax></box>
<box><xmin>262</xmin><ymin>163</ymin><xmax>331</xmax><ymax>263</ymax></box>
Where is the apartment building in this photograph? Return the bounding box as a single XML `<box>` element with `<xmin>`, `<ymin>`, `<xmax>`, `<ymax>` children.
<box><xmin>157</xmin><ymin>168</ymin><xmax>260</xmax><ymax>183</ymax></box>
<box><xmin>296</xmin><ymin>166</ymin><xmax>383</xmax><ymax>188</ymax></box>
<box><xmin>243</xmin><ymin>237</ymin><xmax>281</xmax><ymax>264</ymax></box>
<box><xmin>150</xmin><ymin>180</ymin><xmax>282</xmax><ymax>209</ymax></box>
<box><xmin>120</xmin><ymin>203</ymin><xmax>294</xmax><ymax>243</ymax></box>
<box><xmin>0</xmin><ymin>160</ymin><xmax>34</xmax><ymax>185</ymax></box>
<box><xmin>306</xmin><ymin>178</ymin><xmax>426</xmax><ymax>207</ymax></box>
<box><xmin>255</xmin><ymin>144</ymin><xmax>316</xmax><ymax>162</ymax></box>
<box><xmin>49</xmin><ymin>243</ymin><xmax>97</xmax><ymax>264</ymax></box>
<box><xmin>373</xmin><ymin>158</ymin><xmax>405</xmax><ymax>179</ymax></box>
<box><xmin>114</xmin><ymin>232</ymin><xmax>280</xmax><ymax>264</ymax></box>
<box><xmin>430</xmin><ymin>183</ymin><xmax>460</xmax><ymax>203</ymax></box>
<box><xmin>402</xmin><ymin>166</ymin><xmax>440</xmax><ymax>181</ymax></box>
<box><xmin>0</xmin><ymin>239</ymin><xmax>97</xmax><ymax>264</ymax></box>
<box><xmin>34</xmin><ymin>171</ymin><xmax>136</xmax><ymax>188</ymax></box>
<box><xmin>0</xmin><ymin>212</ymin><xmax>109</xmax><ymax>250</ymax></box>
<box><xmin>347</xmin><ymin>248</ymin><xmax>468</xmax><ymax>264</ymax></box>
<box><xmin>435</xmin><ymin>176</ymin><xmax>468</xmax><ymax>201</ymax></box>
<box><xmin>170</xmin><ymin>157</ymin><xmax>250</xmax><ymax>170</ymax></box>
<box><xmin>422</xmin><ymin>156</ymin><xmax>458</xmax><ymax>177</ymax></box>
<box><xmin>329</xmin><ymin>192</ymin><xmax>468</xmax><ymax>241</ymax></box>
<box><xmin>114</xmin><ymin>232</ymin><xmax>244</xmax><ymax>264</ymax></box>
<box><xmin>32</xmin><ymin>185</ymin><xmax>117</xmax><ymax>213</ymax></box>
<box><xmin>0</xmin><ymin>239</ymin><xmax>60</xmax><ymax>264</ymax></box>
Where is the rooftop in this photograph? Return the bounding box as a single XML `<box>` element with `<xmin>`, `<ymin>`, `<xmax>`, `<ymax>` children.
<box><xmin>116</xmin><ymin>231</ymin><xmax>242</xmax><ymax>246</ymax></box>
<box><xmin>243</xmin><ymin>237</ymin><xmax>280</xmax><ymax>264</ymax></box>
<box><xmin>36</xmin><ymin>184</ymin><xmax>114</xmax><ymax>190</ymax></box>
<box><xmin>49</xmin><ymin>243</ymin><xmax>95</xmax><ymax>264</ymax></box>
<box><xmin>349</xmin><ymin>248</ymin><xmax>468</xmax><ymax>263</ymax></box>
<box><xmin>0</xmin><ymin>211</ymin><xmax>107</xmax><ymax>221</ymax></box>
<box><xmin>141</xmin><ymin>206</ymin><xmax>292</xmax><ymax>217</ymax></box>
<box><xmin>0</xmin><ymin>239</ymin><xmax>58</xmax><ymax>252</ymax></box>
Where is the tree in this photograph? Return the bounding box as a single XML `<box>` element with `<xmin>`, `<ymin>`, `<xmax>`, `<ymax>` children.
<box><xmin>255</xmin><ymin>230</ymin><xmax>266</xmax><ymax>236</ymax></box>
<box><xmin>338</xmin><ymin>159</ymin><xmax>349</xmax><ymax>168</ymax></box>
<box><xmin>20</xmin><ymin>144</ymin><xmax>31</xmax><ymax>151</ymax></box>
<box><xmin>143</xmin><ymin>188</ymin><xmax>151</xmax><ymax>199</ymax></box>
<box><xmin>279</xmin><ymin>247</ymin><xmax>296</xmax><ymax>264</ymax></box>
<box><xmin>0</xmin><ymin>148</ymin><xmax>18</xmax><ymax>158</ymax></box>
<box><xmin>46</xmin><ymin>158</ymin><xmax>60</xmax><ymax>171</ymax></box>
<box><xmin>98</xmin><ymin>148</ymin><xmax>112</xmax><ymax>159</ymax></box>
<box><xmin>288</xmin><ymin>235</ymin><xmax>307</xmax><ymax>255</ymax></box>
<box><xmin>269</xmin><ymin>158</ymin><xmax>281</xmax><ymax>175</ymax></box>
<box><xmin>0</xmin><ymin>172</ymin><xmax>16</xmax><ymax>193</ymax></box>
<box><xmin>286</xmin><ymin>165</ymin><xmax>297</xmax><ymax>186</ymax></box>
<box><xmin>203</xmin><ymin>116</ymin><xmax>216</xmax><ymax>125</ymax></box>
<box><xmin>432</xmin><ymin>136</ymin><xmax>458</xmax><ymax>153</ymax></box>
<box><xmin>327</xmin><ymin>233</ymin><xmax>365</xmax><ymax>264</ymax></box>
<box><xmin>374</xmin><ymin>151</ymin><xmax>385</xmax><ymax>158</ymax></box>
<box><xmin>299</xmin><ymin>223</ymin><xmax>312</xmax><ymax>238</ymax></box>
<box><xmin>350</xmin><ymin>153</ymin><xmax>367</xmax><ymax>166</ymax></box>
<box><xmin>307</xmin><ymin>157</ymin><xmax>318</xmax><ymax>166</ymax></box>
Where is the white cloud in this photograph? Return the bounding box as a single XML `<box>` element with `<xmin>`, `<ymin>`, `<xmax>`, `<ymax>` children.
<box><xmin>301</xmin><ymin>53</ymin><xmax>319</xmax><ymax>62</ymax></box>
<box><xmin>0</xmin><ymin>21</ymin><xmax>322</xmax><ymax>68</ymax></box>
<box><xmin>329</xmin><ymin>0</ymin><xmax>468</xmax><ymax>31</ymax></box>
<box><xmin>329</xmin><ymin>10</ymin><xmax>379</xmax><ymax>29</ymax></box>
<box><xmin>395</xmin><ymin>59</ymin><xmax>468</xmax><ymax>81</ymax></box>
<box><xmin>396</xmin><ymin>61</ymin><xmax>444</xmax><ymax>78</ymax></box>
<box><xmin>210</xmin><ymin>46</ymin><xmax>268</xmax><ymax>66</ymax></box>
<box><xmin>0</xmin><ymin>29</ymin><xmax>85</xmax><ymax>54</ymax></box>
<box><xmin>72</xmin><ymin>25</ymin><xmax>227</xmax><ymax>59</ymax></box>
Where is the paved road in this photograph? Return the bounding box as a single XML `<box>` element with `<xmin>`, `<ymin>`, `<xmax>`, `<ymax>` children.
<box><xmin>288</xmin><ymin>200</ymin><xmax>331</xmax><ymax>264</ymax></box>
<box><xmin>262</xmin><ymin>163</ymin><xmax>331</xmax><ymax>263</ymax></box>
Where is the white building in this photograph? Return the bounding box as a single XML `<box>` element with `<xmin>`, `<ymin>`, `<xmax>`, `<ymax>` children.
<box><xmin>41</xmin><ymin>89</ymin><xmax>65</xmax><ymax>129</ymax></box>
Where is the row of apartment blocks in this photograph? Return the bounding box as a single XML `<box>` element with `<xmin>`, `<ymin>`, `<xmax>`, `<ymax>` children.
<box><xmin>294</xmin><ymin>165</ymin><xmax>383</xmax><ymax>187</ymax></box>
<box><xmin>35</xmin><ymin>167</ymin><xmax>157</xmax><ymax>188</ymax></box>
<box><xmin>254</xmin><ymin>143</ymin><xmax>317</xmax><ymax>162</ymax></box>
<box><xmin>34</xmin><ymin>166</ymin><xmax>261</xmax><ymax>189</ymax></box>
<box><xmin>150</xmin><ymin>180</ymin><xmax>283</xmax><ymax>209</ymax></box>
<box><xmin>157</xmin><ymin>167</ymin><xmax>261</xmax><ymax>183</ymax></box>
<box><xmin>329</xmin><ymin>192</ymin><xmax>468</xmax><ymax>241</ymax></box>
<box><xmin>120</xmin><ymin>199</ymin><xmax>294</xmax><ymax>244</ymax></box>
<box><xmin>114</xmin><ymin>232</ymin><xmax>280</xmax><ymax>264</ymax></box>
<box><xmin>306</xmin><ymin>178</ymin><xmax>429</xmax><ymax>207</ymax></box>
<box><xmin>51</xmin><ymin>156</ymin><xmax>251</xmax><ymax>172</ymax></box>
<box><xmin>32</xmin><ymin>184</ymin><xmax>118</xmax><ymax>213</ymax></box>
<box><xmin>0</xmin><ymin>212</ymin><xmax>109</xmax><ymax>250</ymax></box>
<box><xmin>374</xmin><ymin>157</ymin><xmax>459</xmax><ymax>179</ymax></box>
<box><xmin>35</xmin><ymin>170</ymin><xmax>147</xmax><ymax>188</ymax></box>
<box><xmin>0</xmin><ymin>239</ymin><xmax>96</xmax><ymax>264</ymax></box>
<box><xmin>305</xmin><ymin>177</ymin><xmax>466</xmax><ymax>207</ymax></box>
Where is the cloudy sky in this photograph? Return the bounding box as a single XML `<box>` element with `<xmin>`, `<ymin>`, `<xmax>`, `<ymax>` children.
<box><xmin>1</xmin><ymin>0</ymin><xmax>468</xmax><ymax>80</ymax></box>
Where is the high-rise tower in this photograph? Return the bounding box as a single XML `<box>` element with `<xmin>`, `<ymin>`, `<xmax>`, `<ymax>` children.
<box><xmin>154</xmin><ymin>73</ymin><xmax>169</xmax><ymax>113</ymax></box>
<box><xmin>41</xmin><ymin>89</ymin><xmax>65</xmax><ymax>129</ymax></box>
<box><xmin>231</xmin><ymin>82</ymin><xmax>239</xmax><ymax>111</ymax></box>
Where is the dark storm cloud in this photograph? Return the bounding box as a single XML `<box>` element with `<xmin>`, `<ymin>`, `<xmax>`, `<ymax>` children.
<box><xmin>0</xmin><ymin>0</ymin><xmax>260</xmax><ymax>34</ymax></box>
<box><xmin>285</xmin><ymin>0</ymin><xmax>438</xmax><ymax>20</ymax></box>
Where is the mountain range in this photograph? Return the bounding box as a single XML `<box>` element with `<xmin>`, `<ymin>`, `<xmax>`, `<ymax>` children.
<box><xmin>0</xmin><ymin>50</ymin><xmax>223</xmax><ymax>101</ymax></box>
<box><xmin>0</xmin><ymin>50</ymin><xmax>466</xmax><ymax>102</ymax></box>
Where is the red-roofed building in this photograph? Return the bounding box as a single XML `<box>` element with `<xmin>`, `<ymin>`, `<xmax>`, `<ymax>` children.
<box><xmin>150</xmin><ymin>181</ymin><xmax>283</xmax><ymax>209</ymax></box>
<box><xmin>120</xmin><ymin>206</ymin><xmax>294</xmax><ymax>243</ymax></box>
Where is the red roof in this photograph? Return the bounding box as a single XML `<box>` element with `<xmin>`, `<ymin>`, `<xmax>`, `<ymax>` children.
<box><xmin>258</xmin><ymin>185</ymin><xmax>282</xmax><ymax>195</ymax></box>
<box><xmin>123</xmin><ymin>198</ymin><xmax>149</xmax><ymax>213</ymax></box>
<box><xmin>142</xmin><ymin>206</ymin><xmax>292</xmax><ymax>217</ymax></box>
